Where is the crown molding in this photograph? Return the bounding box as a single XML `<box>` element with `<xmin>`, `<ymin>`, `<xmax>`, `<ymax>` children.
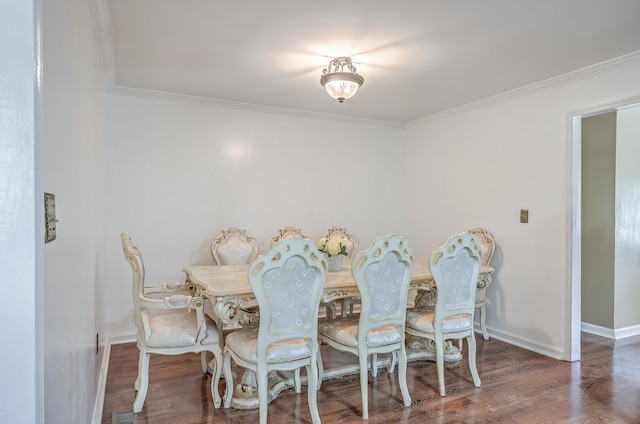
<box><xmin>107</xmin><ymin>85</ymin><xmax>405</xmax><ymax>129</ymax></box>
<box><xmin>91</xmin><ymin>3</ymin><xmax>640</xmax><ymax>130</ymax></box>
<box><xmin>406</xmin><ymin>49</ymin><xmax>640</xmax><ymax>127</ymax></box>
<box><xmin>89</xmin><ymin>0</ymin><xmax>114</xmax><ymax>87</ymax></box>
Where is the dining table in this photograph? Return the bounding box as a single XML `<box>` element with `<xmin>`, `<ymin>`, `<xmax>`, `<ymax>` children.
<box><xmin>183</xmin><ymin>257</ymin><xmax>494</xmax><ymax>409</ymax></box>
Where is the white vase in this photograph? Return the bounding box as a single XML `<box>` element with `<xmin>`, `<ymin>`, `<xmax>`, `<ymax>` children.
<box><xmin>327</xmin><ymin>254</ymin><xmax>342</xmax><ymax>272</ymax></box>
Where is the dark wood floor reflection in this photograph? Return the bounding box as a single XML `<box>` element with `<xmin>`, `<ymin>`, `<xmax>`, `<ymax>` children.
<box><xmin>102</xmin><ymin>333</ymin><xmax>640</xmax><ymax>423</ymax></box>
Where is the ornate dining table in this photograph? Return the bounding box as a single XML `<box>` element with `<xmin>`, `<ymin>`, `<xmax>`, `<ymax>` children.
<box><xmin>183</xmin><ymin>257</ymin><xmax>494</xmax><ymax>409</ymax></box>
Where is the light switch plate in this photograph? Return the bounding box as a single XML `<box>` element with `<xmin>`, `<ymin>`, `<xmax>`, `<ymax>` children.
<box><xmin>520</xmin><ymin>209</ymin><xmax>529</xmax><ymax>223</ymax></box>
<box><xmin>45</xmin><ymin>192</ymin><xmax>57</xmax><ymax>242</ymax></box>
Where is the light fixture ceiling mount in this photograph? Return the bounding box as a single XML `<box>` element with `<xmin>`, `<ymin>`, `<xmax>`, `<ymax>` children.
<box><xmin>320</xmin><ymin>56</ymin><xmax>364</xmax><ymax>103</ymax></box>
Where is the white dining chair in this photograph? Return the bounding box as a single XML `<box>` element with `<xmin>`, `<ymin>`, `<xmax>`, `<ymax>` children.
<box><xmin>269</xmin><ymin>226</ymin><xmax>336</xmax><ymax>320</ymax></box>
<box><xmin>268</xmin><ymin>225</ymin><xmax>310</xmax><ymax>248</ymax></box>
<box><xmin>222</xmin><ymin>238</ymin><xmax>327</xmax><ymax>424</ymax></box>
<box><xmin>405</xmin><ymin>232</ymin><xmax>482</xmax><ymax>396</ymax></box>
<box><xmin>317</xmin><ymin>234</ymin><xmax>413</xmax><ymax>419</ymax></box>
<box><xmin>468</xmin><ymin>227</ymin><xmax>496</xmax><ymax>340</ymax></box>
<box><xmin>121</xmin><ymin>233</ymin><xmax>223</xmax><ymax>412</ymax></box>
<box><xmin>210</xmin><ymin>226</ymin><xmax>260</xmax><ymax>265</ymax></box>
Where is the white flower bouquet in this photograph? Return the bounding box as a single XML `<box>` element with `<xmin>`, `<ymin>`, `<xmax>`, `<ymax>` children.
<box><xmin>317</xmin><ymin>236</ymin><xmax>351</xmax><ymax>257</ymax></box>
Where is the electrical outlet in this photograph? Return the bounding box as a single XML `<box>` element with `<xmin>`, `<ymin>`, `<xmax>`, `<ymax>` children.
<box><xmin>520</xmin><ymin>209</ymin><xmax>529</xmax><ymax>223</ymax></box>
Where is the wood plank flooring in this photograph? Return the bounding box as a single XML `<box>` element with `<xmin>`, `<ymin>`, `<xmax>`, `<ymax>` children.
<box><xmin>102</xmin><ymin>333</ymin><xmax>640</xmax><ymax>423</ymax></box>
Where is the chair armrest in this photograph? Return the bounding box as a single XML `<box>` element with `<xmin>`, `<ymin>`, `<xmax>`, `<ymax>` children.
<box><xmin>137</xmin><ymin>294</ymin><xmax>206</xmax><ymax>311</ymax></box>
<box><xmin>143</xmin><ymin>281</ymin><xmax>188</xmax><ymax>295</ymax></box>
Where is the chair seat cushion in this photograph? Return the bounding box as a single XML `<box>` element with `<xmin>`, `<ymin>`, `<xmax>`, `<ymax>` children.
<box><xmin>318</xmin><ymin>317</ymin><xmax>402</xmax><ymax>348</ymax></box>
<box><xmin>146</xmin><ymin>312</ymin><xmax>220</xmax><ymax>348</ymax></box>
<box><xmin>225</xmin><ymin>328</ymin><xmax>311</xmax><ymax>364</ymax></box>
<box><xmin>406</xmin><ymin>308</ymin><xmax>471</xmax><ymax>334</ymax></box>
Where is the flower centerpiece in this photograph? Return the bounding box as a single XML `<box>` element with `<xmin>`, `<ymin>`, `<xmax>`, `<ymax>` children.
<box><xmin>318</xmin><ymin>236</ymin><xmax>351</xmax><ymax>271</ymax></box>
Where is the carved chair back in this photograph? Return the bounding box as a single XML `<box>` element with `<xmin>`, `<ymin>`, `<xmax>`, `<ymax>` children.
<box><xmin>210</xmin><ymin>226</ymin><xmax>259</xmax><ymax>265</ymax></box>
<box><xmin>269</xmin><ymin>226</ymin><xmax>310</xmax><ymax>249</ymax></box>
<box><xmin>467</xmin><ymin>227</ymin><xmax>495</xmax><ymax>268</ymax></box>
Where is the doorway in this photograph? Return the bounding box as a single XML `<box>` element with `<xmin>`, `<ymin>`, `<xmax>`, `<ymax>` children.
<box><xmin>569</xmin><ymin>98</ymin><xmax>640</xmax><ymax>361</ymax></box>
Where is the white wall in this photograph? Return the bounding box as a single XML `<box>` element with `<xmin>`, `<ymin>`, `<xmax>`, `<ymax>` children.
<box><xmin>404</xmin><ymin>60</ymin><xmax>640</xmax><ymax>359</ymax></box>
<box><xmin>42</xmin><ymin>0</ymin><xmax>106</xmax><ymax>422</ymax></box>
<box><xmin>0</xmin><ymin>1</ymin><xmax>39</xmax><ymax>422</ymax></box>
<box><xmin>615</xmin><ymin>106</ymin><xmax>640</xmax><ymax>328</ymax></box>
<box><xmin>104</xmin><ymin>94</ymin><xmax>406</xmax><ymax>338</ymax></box>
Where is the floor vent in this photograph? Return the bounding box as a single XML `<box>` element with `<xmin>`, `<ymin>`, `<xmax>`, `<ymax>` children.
<box><xmin>111</xmin><ymin>411</ymin><xmax>139</xmax><ymax>424</ymax></box>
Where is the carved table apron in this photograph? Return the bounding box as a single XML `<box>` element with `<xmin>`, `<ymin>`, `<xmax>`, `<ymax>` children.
<box><xmin>183</xmin><ymin>259</ymin><xmax>493</xmax><ymax>409</ymax></box>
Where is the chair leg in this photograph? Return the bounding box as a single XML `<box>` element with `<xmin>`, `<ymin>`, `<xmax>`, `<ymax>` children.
<box><xmin>294</xmin><ymin>368</ymin><xmax>301</xmax><ymax>393</ymax></box>
<box><xmin>316</xmin><ymin>340</ymin><xmax>324</xmax><ymax>390</ymax></box>
<box><xmin>387</xmin><ymin>351</ymin><xmax>398</xmax><ymax>373</ymax></box>
<box><xmin>323</xmin><ymin>302</ymin><xmax>337</xmax><ymax>320</ymax></box>
<box><xmin>257</xmin><ymin>363</ymin><xmax>269</xmax><ymax>424</ymax></box>
<box><xmin>133</xmin><ymin>352</ymin><xmax>150</xmax><ymax>413</ymax></box>
<box><xmin>371</xmin><ymin>353</ymin><xmax>378</xmax><ymax>377</ymax></box>
<box><xmin>341</xmin><ymin>298</ymin><xmax>358</xmax><ymax>318</ymax></box>
<box><xmin>435</xmin><ymin>335</ymin><xmax>446</xmax><ymax>396</ymax></box>
<box><xmin>479</xmin><ymin>304</ymin><xmax>489</xmax><ymax>340</ymax></box>
<box><xmin>337</xmin><ymin>300</ymin><xmax>346</xmax><ymax>319</ymax></box>
<box><xmin>397</xmin><ymin>347</ymin><xmax>411</xmax><ymax>407</ymax></box>
<box><xmin>306</xmin><ymin>359</ymin><xmax>321</xmax><ymax>424</ymax></box>
<box><xmin>134</xmin><ymin>372</ymin><xmax>141</xmax><ymax>392</ymax></box>
<box><xmin>467</xmin><ymin>334</ymin><xmax>481</xmax><ymax>388</ymax></box>
<box><xmin>222</xmin><ymin>352</ymin><xmax>234</xmax><ymax>408</ymax></box>
<box><xmin>210</xmin><ymin>349</ymin><xmax>223</xmax><ymax>408</ymax></box>
<box><xmin>201</xmin><ymin>351</ymin><xmax>208</xmax><ymax>373</ymax></box>
<box><xmin>359</xmin><ymin>354</ymin><xmax>370</xmax><ymax>419</ymax></box>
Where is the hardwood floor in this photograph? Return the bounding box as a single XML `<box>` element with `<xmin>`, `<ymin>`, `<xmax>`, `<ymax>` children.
<box><xmin>102</xmin><ymin>333</ymin><xmax>640</xmax><ymax>423</ymax></box>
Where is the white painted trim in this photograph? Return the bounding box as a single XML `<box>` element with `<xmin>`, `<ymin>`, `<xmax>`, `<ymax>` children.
<box><xmin>88</xmin><ymin>0</ymin><xmax>114</xmax><ymax>87</ymax></box>
<box><xmin>568</xmin><ymin>115</ymin><xmax>582</xmax><ymax>362</ymax></box>
<box><xmin>614</xmin><ymin>325</ymin><xmax>640</xmax><ymax>339</ymax></box>
<box><xmin>110</xmin><ymin>334</ymin><xmax>137</xmax><ymax>345</ymax></box>
<box><xmin>107</xmin><ymin>85</ymin><xmax>404</xmax><ymax>129</ymax></box>
<box><xmin>407</xmin><ymin>50</ymin><xmax>640</xmax><ymax>127</ymax></box>
<box><xmin>482</xmin><ymin>326</ymin><xmax>566</xmax><ymax>361</ymax></box>
<box><xmin>581</xmin><ymin>323</ymin><xmax>615</xmax><ymax>339</ymax></box>
<box><xmin>92</xmin><ymin>14</ymin><xmax>640</xmax><ymax>129</ymax></box>
<box><xmin>567</xmin><ymin>94</ymin><xmax>640</xmax><ymax>362</ymax></box>
<box><xmin>583</xmin><ymin>323</ymin><xmax>640</xmax><ymax>341</ymax></box>
<box><xmin>91</xmin><ymin>342</ymin><xmax>111</xmax><ymax>424</ymax></box>
<box><xmin>35</xmin><ymin>0</ymin><xmax>45</xmax><ymax>420</ymax></box>
<box><xmin>108</xmin><ymin>50</ymin><xmax>640</xmax><ymax>129</ymax></box>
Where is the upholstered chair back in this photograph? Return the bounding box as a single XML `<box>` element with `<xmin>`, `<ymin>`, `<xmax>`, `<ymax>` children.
<box><xmin>430</xmin><ymin>233</ymin><xmax>481</xmax><ymax>322</ymax></box>
<box><xmin>353</xmin><ymin>235</ymin><xmax>414</xmax><ymax>327</ymax></box>
<box><xmin>249</xmin><ymin>238</ymin><xmax>328</xmax><ymax>349</ymax></box>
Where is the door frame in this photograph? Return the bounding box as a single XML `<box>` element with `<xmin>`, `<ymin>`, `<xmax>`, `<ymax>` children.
<box><xmin>567</xmin><ymin>95</ymin><xmax>640</xmax><ymax>361</ymax></box>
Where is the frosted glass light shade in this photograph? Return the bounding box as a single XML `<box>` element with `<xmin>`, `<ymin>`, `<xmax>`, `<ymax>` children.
<box><xmin>322</xmin><ymin>74</ymin><xmax>362</xmax><ymax>103</ymax></box>
<box><xmin>320</xmin><ymin>57</ymin><xmax>364</xmax><ymax>103</ymax></box>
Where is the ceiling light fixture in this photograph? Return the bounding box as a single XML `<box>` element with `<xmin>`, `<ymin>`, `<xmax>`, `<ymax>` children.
<box><xmin>320</xmin><ymin>56</ymin><xmax>364</xmax><ymax>103</ymax></box>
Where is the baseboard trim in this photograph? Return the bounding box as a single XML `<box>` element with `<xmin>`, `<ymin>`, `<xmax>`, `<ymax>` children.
<box><xmin>582</xmin><ymin>322</ymin><xmax>640</xmax><ymax>340</ymax></box>
<box><xmin>482</xmin><ymin>325</ymin><xmax>566</xmax><ymax>360</ymax></box>
<box><xmin>110</xmin><ymin>334</ymin><xmax>137</xmax><ymax>345</ymax></box>
<box><xmin>581</xmin><ymin>322</ymin><xmax>615</xmax><ymax>339</ymax></box>
<box><xmin>91</xmin><ymin>340</ymin><xmax>112</xmax><ymax>424</ymax></box>
<box><xmin>614</xmin><ymin>324</ymin><xmax>640</xmax><ymax>339</ymax></box>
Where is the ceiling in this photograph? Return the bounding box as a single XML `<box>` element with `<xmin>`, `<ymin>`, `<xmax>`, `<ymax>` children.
<box><xmin>104</xmin><ymin>0</ymin><xmax>640</xmax><ymax>124</ymax></box>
